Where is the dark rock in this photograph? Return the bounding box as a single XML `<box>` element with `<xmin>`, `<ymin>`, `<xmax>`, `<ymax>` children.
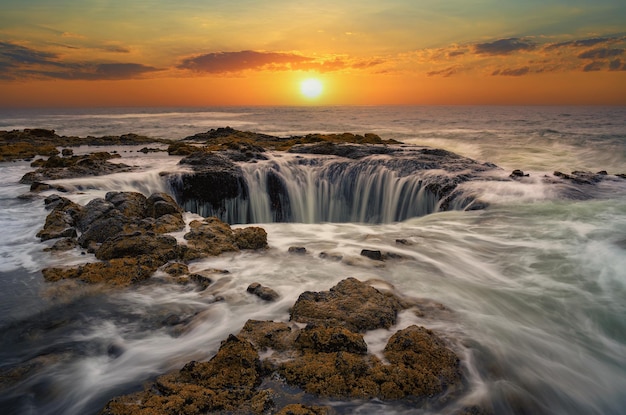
<box><xmin>553</xmin><ymin>170</ymin><xmax>605</xmax><ymax>185</ymax></box>
<box><xmin>19</xmin><ymin>152</ymin><xmax>132</xmax><ymax>184</ymax></box>
<box><xmin>509</xmin><ymin>169</ymin><xmax>528</xmax><ymax>178</ymax></box>
<box><xmin>76</xmin><ymin>198</ymin><xmax>116</xmax><ymax>231</ymax></box>
<box><xmin>289</xmin><ymin>142</ymin><xmax>396</xmax><ymax>159</ymax></box>
<box><xmin>77</xmin><ymin>214</ymin><xmax>129</xmax><ymax>248</ymax></box>
<box><xmin>61</xmin><ymin>148</ymin><xmax>73</xmax><ymax>156</ymax></box>
<box><xmin>167</xmin><ymin>152</ymin><xmax>249</xmax><ymax>216</ymax></box>
<box><xmin>95</xmin><ymin>232</ymin><xmax>179</xmax><ymax>263</ymax></box>
<box><xmin>105</xmin><ymin>191</ymin><xmax>147</xmax><ymax>219</ymax></box>
<box><xmin>288</xmin><ymin>246</ymin><xmax>307</xmax><ymax>254</ymax></box>
<box><xmin>182</xmin><ymin>217</ymin><xmax>239</xmax><ymax>260</ymax></box>
<box><xmin>145</xmin><ymin>192</ymin><xmax>183</xmax><ymax>220</ymax></box>
<box><xmin>290</xmin><ymin>277</ymin><xmax>403</xmax><ymax>332</ymax></box>
<box><xmin>275</xmin><ymin>404</ymin><xmax>330</xmax><ymax>415</ymax></box>
<box><xmin>37</xmin><ymin>210</ymin><xmax>78</xmax><ymax>241</ymax></box>
<box><xmin>247</xmin><ymin>282</ymin><xmax>280</xmax><ymax>302</ymax></box>
<box><xmin>360</xmin><ymin>249</ymin><xmax>383</xmax><ymax>261</ymax></box>
<box><xmin>395</xmin><ymin>238</ymin><xmax>411</xmax><ymax>245</ymax></box>
<box><xmin>188</xmin><ymin>273</ymin><xmax>214</xmax><ymax>290</ymax></box>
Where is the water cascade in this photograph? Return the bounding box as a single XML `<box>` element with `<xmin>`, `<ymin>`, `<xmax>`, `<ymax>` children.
<box><xmin>171</xmin><ymin>153</ymin><xmax>484</xmax><ymax>224</ymax></box>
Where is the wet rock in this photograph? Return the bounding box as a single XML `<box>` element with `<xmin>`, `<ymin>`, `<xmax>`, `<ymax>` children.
<box><xmin>188</xmin><ymin>273</ymin><xmax>214</xmax><ymax>290</ymax></box>
<box><xmin>100</xmin><ymin>335</ymin><xmax>264</xmax><ymax>415</ymax></box>
<box><xmin>145</xmin><ymin>192</ymin><xmax>183</xmax><ymax>220</ymax></box>
<box><xmin>181</xmin><ymin>217</ymin><xmax>239</xmax><ymax>260</ymax></box>
<box><xmin>289</xmin><ymin>142</ymin><xmax>397</xmax><ymax>159</ymax></box>
<box><xmin>553</xmin><ymin>170</ymin><xmax>605</xmax><ymax>185</ymax></box>
<box><xmin>295</xmin><ymin>325</ymin><xmax>368</xmax><ymax>355</ymax></box>
<box><xmin>37</xmin><ymin>197</ymin><xmax>83</xmax><ymax>241</ymax></box>
<box><xmin>61</xmin><ymin>148</ymin><xmax>73</xmax><ymax>156</ymax></box>
<box><xmin>360</xmin><ymin>249</ymin><xmax>383</xmax><ymax>261</ymax></box>
<box><xmin>77</xmin><ymin>214</ymin><xmax>130</xmax><ymax>248</ymax></box>
<box><xmin>36</xmin><ymin>210</ymin><xmax>78</xmax><ymax>241</ymax></box>
<box><xmin>395</xmin><ymin>238</ymin><xmax>412</xmax><ymax>245</ymax></box>
<box><xmin>167</xmin><ymin>152</ymin><xmax>249</xmax><ymax>215</ymax></box>
<box><xmin>509</xmin><ymin>169</ymin><xmax>529</xmax><ymax>178</ymax></box>
<box><xmin>105</xmin><ymin>191</ymin><xmax>147</xmax><ymax>219</ymax></box>
<box><xmin>76</xmin><ymin>198</ymin><xmax>116</xmax><ymax>231</ymax></box>
<box><xmin>290</xmin><ymin>277</ymin><xmax>403</xmax><ymax>332</ymax></box>
<box><xmin>43</xmin><ymin>238</ymin><xmax>78</xmax><ymax>252</ymax></box>
<box><xmin>19</xmin><ymin>152</ymin><xmax>132</xmax><ymax>184</ymax></box>
<box><xmin>162</xmin><ymin>262</ymin><xmax>189</xmax><ymax>276</ymax></box>
<box><xmin>238</xmin><ymin>320</ymin><xmax>296</xmax><ymax>352</ymax></box>
<box><xmin>288</xmin><ymin>246</ymin><xmax>307</xmax><ymax>254</ymax></box>
<box><xmin>95</xmin><ymin>232</ymin><xmax>179</xmax><ymax>263</ymax></box>
<box><xmin>42</xmin><ymin>256</ymin><xmax>160</xmax><ymax>286</ymax></box>
<box><xmin>247</xmin><ymin>282</ymin><xmax>280</xmax><ymax>302</ymax></box>
<box><xmin>233</xmin><ymin>226</ymin><xmax>268</xmax><ymax>250</ymax></box>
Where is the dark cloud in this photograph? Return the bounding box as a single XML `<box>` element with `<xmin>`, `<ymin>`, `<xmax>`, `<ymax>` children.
<box><xmin>577</xmin><ymin>48</ymin><xmax>624</xmax><ymax>60</ymax></box>
<box><xmin>608</xmin><ymin>59</ymin><xmax>626</xmax><ymax>71</ymax></box>
<box><xmin>427</xmin><ymin>66</ymin><xmax>459</xmax><ymax>77</ymax></box>
<box><xmin>492</xmin><ymin>66</ymin><xmax>530</xmax><ymax>76</ymax></box>
<box><xmin>0</xmin><ymin>41</ymin><xmax>59</xmax><ymax>66</ymax></box>
<box><xmin>448</xmin><ymin>50</ymin><xmax>466</xmax><ymax>57</ymax></box>
<box><xmin>474</xmin><ymin>38</ymin><xmax>535</xmax><ymax>55</ymax></box>
<box><xmin>545</xmin><ymin>37</ymin><xmax>616</xmax><ymax>50</ymax></box>
<box><xmin>179</xmin><ymin>50</ymin><xmax>313</xmax><ymax>73</ymax></box>
<box><xmin>583</xmin><ymin>61</ymin><xmax>605</xmax><ymax>72</ymax></box>
<box><xmin>0</xmin><ymin>41</ymin><xmax>159</xmax><ymax>81</ymax></box>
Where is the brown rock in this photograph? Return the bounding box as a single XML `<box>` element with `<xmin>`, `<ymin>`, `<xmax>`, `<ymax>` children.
<box><xmin>42</xmin><ymin>256</ymin><xmax>160</xmax><ymax>286</ymax></box>
<box><xmin>238</xmin><ymin>320</ymin><xmax>296</xmax><ymax>352</ymax></box>
<box><xmin>290</xmin><ymin>277</ymin><xmax>403</xmax><ymax>332</ymax></box>
<box><xmin>182</xmin><ymin>217</ymin><xmax>239</xmax><ymax>259</ymax></box>
<box><xmin>247</xmin><ymin>282</ymin><xmax>280</xmax><ymax>302</ymax></box>
<box><xmin>95</xmin><ymin>232</ymin><xmax>178</xmax><ymax>263</ymax></box>
<box><xmin>275</xmin><ymin>404</ymin><xmax>331</xmax><ymax>415</ymax></box>
<box><xmin>100</xmin><ymin>335</ymin><xmax>263</xmax><ymax>414</ymax></box>
<box><xmin>233</xmin><ymin>226</ymin><xmax>268</xmax><ymax>250</ymax></box>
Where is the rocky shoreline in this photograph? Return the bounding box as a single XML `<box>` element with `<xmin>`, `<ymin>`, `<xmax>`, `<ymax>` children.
<box><xmin>3</xmin><ymin>126</ymin><xmax>626</xmax><ymax>414</ymax></box>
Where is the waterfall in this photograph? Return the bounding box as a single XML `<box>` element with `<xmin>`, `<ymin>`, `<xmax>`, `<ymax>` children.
<box><xmin>171</xmin><ymin>153</ymin><xmax>477</xmax><ymax>224</ymax></box>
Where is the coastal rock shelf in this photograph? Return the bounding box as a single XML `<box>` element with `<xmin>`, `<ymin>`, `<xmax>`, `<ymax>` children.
<box><xmin>101</xmin><ymin>278</ymin><xmax>470</xmax><ymax>415</ymax></box>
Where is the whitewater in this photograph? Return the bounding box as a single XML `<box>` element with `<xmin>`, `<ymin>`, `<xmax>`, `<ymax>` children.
<box><xmin>0</xmin><ymin>106</ymin><xmax>625</xmax><ymax>414</ymax></box>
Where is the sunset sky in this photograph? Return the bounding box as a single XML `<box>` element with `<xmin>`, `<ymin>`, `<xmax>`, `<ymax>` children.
<box><xmin>1</xmin><ymin>0</ymin><xmax>625</xmax><ymax>107</ymax></box>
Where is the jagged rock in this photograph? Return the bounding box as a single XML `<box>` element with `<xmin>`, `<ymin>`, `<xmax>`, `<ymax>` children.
<box><xmin>182</xmin><ymin>217</ymin><xmax>239</xmax><ymax>260</ymax></box>
<box><xmin>19</xmin><ymin>152</ymin><xmax>132</xmax><ymax>184</ymax></box>
<box><xmin>36</xmin><ymin>197</ymin><xmax>83</xmax><ymax>241</ymax></box>
<box><xmin>100</xmin><ymin>335</ymin><xmax>264</xmax><ymax>414</ymax></box>
<box><xmin>101</xmin><ymin>278</ymin><xmax>463</xmax><ymax>412</ymax></box>
<box><xmin>360</xmin><ymin>249</ymin><xmax>383</xmax><ymax>261</ymax></box>
<box><xmin>247</xmin><ymin>282</ymin><xmax>280</xmax><ymax>302</ymax></box>
<box><xmin>76</xmin><ymin>198</ymin><xmax>116</xmax><ymax>231</ymax></box>
<box><xmin>294</xmin><ymin>325</ymin><xmax>368</xmax><ymax>354</ymax></box>
<box><xmin>233</xmin><ymin>226</ymin><xmax>268</xmax><ymax>250</ymax></box>
<box><xmin>105</xmin><ymin>191</ymin><xmax>147</xmax><ymax>219</ymax></box>
<box><xmin>145</xmin><ymin>192</ymin><xmax>183</xmax><ymax>220</ymax></box>
<box><xmin>290</xmin><ymin>277</ymin><xmax>403</xmax><ymax>332</ymax></box>
<box><xmin>168</xmin><ymin>152</ymin><xmax>249</xmax><ymax>215</ymax></box>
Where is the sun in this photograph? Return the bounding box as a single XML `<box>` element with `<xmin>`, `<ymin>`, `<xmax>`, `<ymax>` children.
<box><xmin>300</xmin><ymin>78</ymin><xmax>323</xmax><ymax>99</ymax></box>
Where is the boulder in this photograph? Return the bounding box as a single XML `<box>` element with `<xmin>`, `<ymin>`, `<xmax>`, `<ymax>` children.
<box><xmin>290</xmin><ymin>277</ymin><xmax>403</xmax><ymax>332</ymax></box>
<box><xmin>95</xmin><ymin>232</ymin><xmax>179</xmax><ymax>263</ymax></box>
<box><xmin>234</xmin><ymin>226</ymin><xmax>268</xmax><ymax>250</ymax></box>
<box><xmin>182</xmin><ymin>217</ymin><xmax>239</xmax><ymax>260</ymax></box>
<box><xmin>360</xmin><ymin>249</ymin><xmax>383</xmax><ymax>261</ymax></box>
<box><xmin>247</xmin><ymin>282</ymin><xmax>280</xmax><ymax>302</ymax></box>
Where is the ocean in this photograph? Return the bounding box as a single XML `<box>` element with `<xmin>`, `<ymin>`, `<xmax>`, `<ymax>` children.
<box><xmin>0</xmin><ymin>106</ymin><xmax>625</xmax><ymax>414</ymax></box>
